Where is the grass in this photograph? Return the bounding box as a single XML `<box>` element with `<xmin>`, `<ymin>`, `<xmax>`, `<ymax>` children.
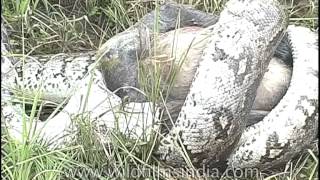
<box><xmin>1</xmin><ymin>0</ymin><xmax>319</xmax><ymax>179</ymax></box>
<box><xmin>1</xmin><ymin>88</ymin><xmax>81</xmax><ymax>180</ymax></box>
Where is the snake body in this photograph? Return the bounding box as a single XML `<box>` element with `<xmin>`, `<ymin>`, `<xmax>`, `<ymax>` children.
<box><xmin>228</xmin><ymin>25</ymin><xmax>319</xmax><ymax>169</ymax></box>
<box><xmin>156</xmin><ymin>0</ymin><xmax>288</xmax><ymax>168</ymax></box>
<box><xmin>1</xmin><ymin>0</ymin><xmax>318</xmax><ymax>170</ymax></box>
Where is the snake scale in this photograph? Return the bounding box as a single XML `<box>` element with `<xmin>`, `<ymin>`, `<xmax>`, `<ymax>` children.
<box><xmin>1</xmin><ymin>0</ymin><xmax>318</xmax><ymax>170</ymax></box>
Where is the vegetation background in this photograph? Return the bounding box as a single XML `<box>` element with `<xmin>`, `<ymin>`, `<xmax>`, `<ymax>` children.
<box><xmin>1</xmin><ymin>0</ymin><xmax>318</xmax><ymax>179</ymax></box>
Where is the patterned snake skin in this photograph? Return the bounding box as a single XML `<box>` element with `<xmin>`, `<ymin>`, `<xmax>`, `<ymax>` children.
<box><xmin>1</xmin><ymin>0</ymin><xmax>318</xmax><ymax>169</ymax></box>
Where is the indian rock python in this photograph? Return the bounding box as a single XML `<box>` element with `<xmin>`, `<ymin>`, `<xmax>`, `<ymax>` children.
<box><xmin>1</xmin><ymin>0</ymin><xmax>318</xmax><ymax>169</ymax></box>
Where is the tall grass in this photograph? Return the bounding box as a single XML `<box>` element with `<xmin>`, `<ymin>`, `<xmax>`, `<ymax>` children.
<box><xmin>2</xmin><ymin>0</ymin><xmax>317</xmax><ymax>54</ymax></box>
<box><xmin>1</xmin><ymin>0</ymin><xmax>318</xmax><ymax>179</ymax></box>
<box><xmin>1</xmin><ymin>88</ymin><xmax>81</xmax><ymax>179</ymax></box>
